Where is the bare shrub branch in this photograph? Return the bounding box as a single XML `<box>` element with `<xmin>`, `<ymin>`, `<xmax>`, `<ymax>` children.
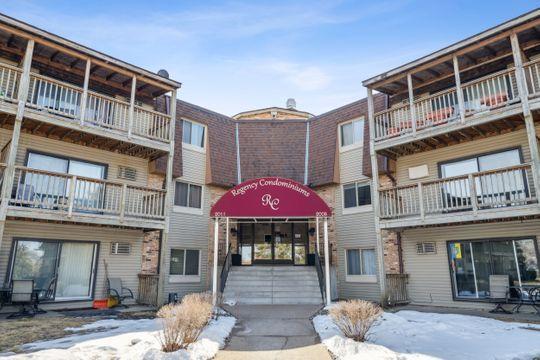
<box><xmin>329</xmin><ymin>300</ymin><xmax>382</xmax><ymax>342</ymax></box>
<box><xmin>156</xmin><ymin>292</ymin><xmax>214</xmax><ymax>352</ymax></box>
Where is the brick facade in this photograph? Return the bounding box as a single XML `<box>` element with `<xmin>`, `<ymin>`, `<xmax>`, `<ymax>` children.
<box><xmin>141</xmin><ymin>173</ymin><xmax>166</xmax><ymax>274</ymax></box>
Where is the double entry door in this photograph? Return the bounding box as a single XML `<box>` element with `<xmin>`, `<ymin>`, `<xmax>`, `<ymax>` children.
<box><xmin>239</xmin><ymin>222</ymin><xmax>308</xmax><ymax>265</ymax></box>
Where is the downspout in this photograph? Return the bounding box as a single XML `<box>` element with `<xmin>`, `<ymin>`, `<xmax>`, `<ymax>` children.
<box><xmin>235</xmin><ymin>122</ymin><xmax>241</xmax><ymax>184</ymax></box>
<box><xmin>304</xmin><ymin>121</ymin><xmax>310</xmax><ymax>185</ymax></box>
<box><xmin>397</xmin><ymin>231</ymin><xmax>404</xmax><ymax>274</ymax></box>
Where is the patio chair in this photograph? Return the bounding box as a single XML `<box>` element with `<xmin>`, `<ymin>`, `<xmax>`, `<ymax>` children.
<box><xmin>488</xmin><ymin>275</ymin><xmax>511</xmax><ymax>314</ymax></box>
<box><xmin>34</xmin><ymin>276</ymin><xmax>56</xmax><ymax>314</ymax></box>
<box><xmin>8</xmin><ymin>279</ymin><xmax>36</xmax><ymax>319</ymax></box>
<box><xmin>510</xmin><ymin>286</ymin><xmax>540</xmax><ymax>315</ymax></box>
<box><xmin>107</xmin><ymin>278</ymin><xmax>134</xmax><ymax>307</ymax></box>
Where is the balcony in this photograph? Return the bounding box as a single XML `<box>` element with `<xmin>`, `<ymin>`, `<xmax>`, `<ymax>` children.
<box><xmin>3</xmin><ymin>166</ymin><xmax>166</xmax><ymax>229</ymax></box>
<box><xmin>373</xmin><ymin>66</ymin><xmax>530</xmax><ymax>149</ymax></box>
<box><xmin>0</xmin><ymin>62</ymin><xmax>172</xmax><ymax>148</ymax></box>
<box><xmin>378</xmin><ymin>164</ymin><xmax>539</xmax><ymax>228</ymax></box>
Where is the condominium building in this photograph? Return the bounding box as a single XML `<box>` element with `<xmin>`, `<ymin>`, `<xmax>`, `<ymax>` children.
<box><xmin>1</xmin><ymin>9</ymin><xmax>538</xmax><ymax>311</ymax></box>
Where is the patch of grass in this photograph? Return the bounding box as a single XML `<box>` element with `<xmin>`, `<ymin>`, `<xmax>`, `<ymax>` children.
<box><xmin>0</xmin><ymin>317</ymin><xmax>98</xmax><ymax>353</ymax></box>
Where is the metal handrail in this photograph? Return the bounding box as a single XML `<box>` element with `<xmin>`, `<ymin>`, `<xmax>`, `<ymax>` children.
<box><xmin>314</xmin><ymin>252</ymin><xmax>326</xmax><ymax>304</ymax></box>
<box><xmin>219</xmin><ymin>244</ymin><xmax>233</xmax><ymax>294</ymax></box>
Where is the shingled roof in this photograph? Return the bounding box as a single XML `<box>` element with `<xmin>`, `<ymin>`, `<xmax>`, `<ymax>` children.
<box><xmin>154</xmin><ymin>93</ymin><xmax>387</xmax><ymax>188</ymax></box>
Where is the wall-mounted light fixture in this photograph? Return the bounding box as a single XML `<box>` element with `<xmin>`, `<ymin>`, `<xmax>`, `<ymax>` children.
<box><xmin>230</xmin><ymin>227</ymin><xmax>238</xmax><ymax>236</ymax></box>
<box><xmin>308</xmin><ymin>227</ymin><xmax>316</xmax><ymax>236</ymax></box>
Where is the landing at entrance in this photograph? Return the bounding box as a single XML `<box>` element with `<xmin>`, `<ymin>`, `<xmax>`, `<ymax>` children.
<box><xmin>223</xmin><ymin>266</ymin><xmax>323</xmax><ymax>305</ymax></box>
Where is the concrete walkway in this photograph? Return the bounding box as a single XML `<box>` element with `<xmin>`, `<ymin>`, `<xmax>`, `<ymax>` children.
<box><xmin>215</xmin><ymin>304</ymin><xmax>331</xmax><ymax>360</ymax></box>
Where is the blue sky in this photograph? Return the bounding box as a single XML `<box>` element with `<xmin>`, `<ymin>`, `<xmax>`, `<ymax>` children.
<box><xmin>2</xmin><ymin>1</ymin><xmax>539</xmax><ymax>115</ymax></box>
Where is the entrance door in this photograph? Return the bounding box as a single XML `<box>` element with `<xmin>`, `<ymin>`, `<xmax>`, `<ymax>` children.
<box><xmin>239</xmin><ymin>222</ymin><xmax>309</xmax><ymax>265</ymax></box>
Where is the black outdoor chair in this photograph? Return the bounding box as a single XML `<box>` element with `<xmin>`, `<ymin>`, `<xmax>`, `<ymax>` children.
<box><xmin>107</xmin><ymin>278</ymin><xmax>134</xmax><ymax>307</ymax></box>
<box><xmin>33</xmin><ymin>276</ymin><xmax>56</xmax><ymax>314</ymax></box>
<box><xmin>8</xmin><ymin>279</ymin><xmax>36</xmax><ymax>319</ymax></box>
<box><xmin>510</xmin><ymin>286</ymin><xmax>540</xmax><ymax>315</ymax></box>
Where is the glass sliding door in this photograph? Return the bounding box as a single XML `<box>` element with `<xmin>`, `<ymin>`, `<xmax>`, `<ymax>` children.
<box><xmin>55</xmin><ymin>242</ymin><xmax>97</xmax><ymax>299</ymax></box>
<box><xmin>11</xmin><ymin>240</ymin><xmax>60</xmax><ymax>290</ymax></box>
<box><xmin>10</xmin><ymin>239</ymin><xmax>98</xmax><ymax>301</ymax></box>
<box><xmin>26</xmin><ymin>152</ymin><xmax>106</xmax><ymax>212</ymax></box>
<box><xmin>449</xmin><ymin>238</ymin><xmax>540</xmax><ymax>300</ymax></box>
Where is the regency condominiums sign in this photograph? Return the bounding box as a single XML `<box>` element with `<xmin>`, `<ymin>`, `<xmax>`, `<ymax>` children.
<box><xmin>210</xmin><ymin>177</ymin><xmax>331</xmax><ymax>218</ymax></box>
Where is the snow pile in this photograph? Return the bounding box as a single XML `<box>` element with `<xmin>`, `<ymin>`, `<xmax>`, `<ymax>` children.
<box><xmin>314</xmin><ymin>310</ymin><xmax>540</xmax><ymax>360</ymax></box>
<box><xmin>10</xmin><ymin>315</ymin><xmax>236</xmax><ymax>360</ymax></box>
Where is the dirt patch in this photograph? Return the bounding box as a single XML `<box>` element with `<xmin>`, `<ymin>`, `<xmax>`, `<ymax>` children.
<box><xmin>0</xmin><ymin>317</ymin><xmax>99</xmax><ymax>353</ymax></box>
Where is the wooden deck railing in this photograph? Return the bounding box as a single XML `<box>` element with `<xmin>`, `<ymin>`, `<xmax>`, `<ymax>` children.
<box><xmin>10</xmin><ymin>166</ymin><xmax>166</xmax><ymax>221</ymax></box>
<box><xmin>385</xmin><ymin>274</ymin><xmax>409</xmax><ymax>305</ymax></box>
<box><xmin>0</xmin><ymin>63</ymin><xmax>21</xmax><ymax>103</ymax></box>
<box><xmin>137</xmin><ymin>273</ymin><xmax>159</xmax><ymax>306</ymax></box>
<box><xmin>10</xmin><ymin>69</ymin><xmax>172</xmax><ymax>143</ymax></box>
<box><xmin>374</xmin><ymin>68</ymin><xmax>520</xmax><ymax>142</ymax></box>
<box><xmin>524</xmin><ymin>58</ymin><xmax>540</xmax><ymax>98</ymax></box>
<box><xmin>379</xmin><ymin>164</ymin><xmax>536</xmax><ymax>220</ymax></box>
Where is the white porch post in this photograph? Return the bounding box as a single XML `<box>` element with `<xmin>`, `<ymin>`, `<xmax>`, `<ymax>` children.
<box><xmin>323</xmin><ymin>217</ymin><xmax>331</xmax><ymax>306</ymax></box>
<box><xmin>225</xmin><ymin>217</ymin><xmax>230</xmax><ymax>251</ymax></box>
<box><xmin>315</xmin><ymin>217</ymin><xmax>320</xmax><ymax>255</ymax></box>
<box><xmin>212</xmin><ymin>218</ymin><xmax>220</xmax><ymax>305</ymax></box>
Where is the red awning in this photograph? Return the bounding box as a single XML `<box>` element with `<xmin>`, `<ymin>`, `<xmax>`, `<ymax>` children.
<box><xmin>210</xmin><ymin>177</ymin><xmax>331</xmax><ymax>218</ymax></box>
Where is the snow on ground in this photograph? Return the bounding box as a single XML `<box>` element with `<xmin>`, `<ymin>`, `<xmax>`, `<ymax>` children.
<box><xmin>8</xmin><ymin>315</ymin><xmax>236</xmax><ymax>360</ymax></box>
<box><xmin>314</xmin><ymin>310</ymin><xmax>540</xmax><ymax>360</ymax></box>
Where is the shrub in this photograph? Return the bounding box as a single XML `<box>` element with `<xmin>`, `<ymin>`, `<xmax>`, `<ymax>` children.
<box><xmin>329</xmin><ymin>300</ymin><xmax>382</xmax><ymax>342</ymax></box>
<box><xmin>156</xmin><ymin>292</ymin><xmax>214</xmax><ymax>352</ymax></box>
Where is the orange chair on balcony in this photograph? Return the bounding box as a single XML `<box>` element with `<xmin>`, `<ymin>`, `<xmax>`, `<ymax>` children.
<box><xmin>480</xmin><ymin>92</ymin><xmax>508</xmax><ymax>107</ymax></box>
<box><xmin>425</xmin><ymin>107</ymin><xmax>454</xmax><ymax>125</ymax></box>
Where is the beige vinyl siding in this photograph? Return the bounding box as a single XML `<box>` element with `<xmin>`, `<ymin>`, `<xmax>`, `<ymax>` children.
<box><xmin>165</xmin><ymin>146</ymin><xmax>209</xmax><ymax>298</ymax></box>
<box><xmin>402</xmin><ymin>219</ymin><xmax>540</xmax><ymax>310</ymax></box>
<box><xmin>336</xmin><ymin>146</ymin><xmax>380</xmax><ymax>301</ymax></box>
<box><xmin>0</xmin><ymin>128</ymin><xmax>150</xmax><ymax>187</ymax></box>
<box><xmin>394</xmin><ymin>129</ymin><xmax>531</xmax><ymax>187</ymax></box>
<box><xmin>339</xmin><ymin>146</ymin><xmax>364</xmax><ymax>184</ymax></box>
<box><xmin>0</xmin><ymin>220</ymin><xmax>143</xmax><ymax>309</ymax></box>
<box><xmin>180</xmin><ymin>146</ymin><xmax>206</xmax><ymax>184</ymax></box>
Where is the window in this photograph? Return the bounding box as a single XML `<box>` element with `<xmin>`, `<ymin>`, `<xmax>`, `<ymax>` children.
<box><xmin>170</xmin><ymin>249</ymin><xmax>200</xmax><ymax>281</ymax></box>
<box><xmin>440</xmin><ymin>148</ymin><xmax>526</xmax><ymax>206</ymax></box>
<box><xmin>182</xmin><ymin>120</ymin><xmax>205</xmax><ymax>148</ymax></box>
<box><xmin>343</xmin><ymin>182</ymin><xmax>371</xmax><ymax>209</ymax></box>
<box><xmin>448</xmin><ymin>238</ymin><xmax>539</xmax><ymax>300</ymax></box>
<box><xmin>346</xmin><ymin>248</ymin><xmax>377</xmax><ymax>282</ymax></box>
<box><xmin>174</xmin><ymin>181</ymin><xmax>202</xmax><ymax>209</ymax></box>
<box><xmin>340</xmin><ymin>118</ymin><xmax>364</xmax><ymax>148</ymax></box>
<box><xmin>10</xmin><ymin>239</ymin><xmax>98</xmax><ymax>300</ymax></box>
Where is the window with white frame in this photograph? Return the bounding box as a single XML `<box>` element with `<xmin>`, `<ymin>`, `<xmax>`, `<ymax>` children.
<box><xmin>170</xmin><ymin>249</ymin><xmax>200</xmax><ymax>276</ymax></box>
<box><xmin>340</xmin><ymin>118</ymin><xmax>364</xmax><ymax>148</ymax></box>
<box><xmin>343</xmin><ymin>182</ymin><xmax>371</xmax><ymax>208</ymax></box>
<box><xmin>346</xmin><ymin>248</ymin><xmax>377</xmax><ymax>281</ymax></box>
<box><xmin>182</xmin><ymin>120</ymin><xmax>205</xmax><ymax>148</ymax></box>
<box><xmin>174</xmin><ymin>181</ymin><xmax>202</xmax><ymax>209</ymax></box>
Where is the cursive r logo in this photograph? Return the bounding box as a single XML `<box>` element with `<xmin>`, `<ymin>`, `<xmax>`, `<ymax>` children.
<box><xmin>261</xmin><ymin>194</ymin><xmax>280</xmax><ymax>210</ymax></box>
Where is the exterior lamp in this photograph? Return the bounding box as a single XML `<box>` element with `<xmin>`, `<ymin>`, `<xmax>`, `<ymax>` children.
<box><xmin>308</xmin><ymin>227</ymin><xmax>316</xmax><ymax>236</ymax></box>
<box><xmin>230</xmin><ymin>227</ymin><xmax>238</xmax><ymax>236</ymax></box>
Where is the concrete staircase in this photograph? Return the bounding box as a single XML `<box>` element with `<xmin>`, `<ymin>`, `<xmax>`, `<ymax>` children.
<box><xmin>222</xmin><ymin>266</ymin><xmax>323</xmax><ymax>305</ymax></box>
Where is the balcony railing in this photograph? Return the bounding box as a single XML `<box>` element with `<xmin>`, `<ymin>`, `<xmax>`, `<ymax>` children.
<box><xmin>10</xmin><ymin>166</ymin><xmax>166</xmax><ymax>222</ymax></box>
<box><xmin>0</xmin><ymin>63</ymin><xmax>21</xmax><ymax>103</ymax></box>
<box><xmin>0</xmin><ymin>62</ymin><xmax>172</xmax><ymax>143</ymax></box>
<box><xmin>374</xmin><ymin>67</ymin><xmax>522</xmax><ymax>142</ymax></box>
<box><xmin>379</xmin><ymin>164</ymin><xmax>536</xmax><ymax>220</ymax></box>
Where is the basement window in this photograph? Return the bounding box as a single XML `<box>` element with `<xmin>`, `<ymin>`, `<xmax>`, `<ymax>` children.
<box><xmin>345</xmin><ymin>248</ymin><xmax>377</xmax><ymax>283</ymax></box>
